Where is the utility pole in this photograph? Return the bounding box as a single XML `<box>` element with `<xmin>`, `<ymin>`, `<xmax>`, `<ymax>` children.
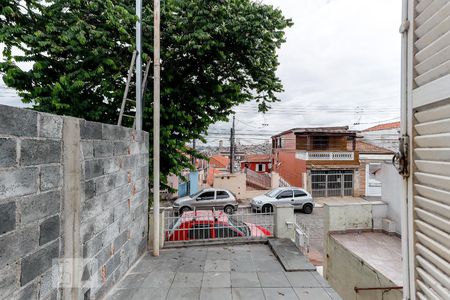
<box><xmin>192</xmin><ymin>139</ymin><xmax>196</xmax><ymax>165</ymax></box>
<box><xmin>152</xmin><ymin>0</ymin><xmax>161</xmax><ymax>257</ymax></box>
<box><xmin>229</xmin><ymin>116</ymin><xmax>235</xmax><ymax>173</ymax></box>
<box><xmin>135</xmin><ymin>0</ymin><xmax>142</xmax><ymax>131</ymax></box>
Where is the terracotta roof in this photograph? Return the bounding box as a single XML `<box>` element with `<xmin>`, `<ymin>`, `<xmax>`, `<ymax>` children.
<box><xmin>363</xmin><ymin>122</ymin><xmax>400</xmax><ymax>132</ymax></box>
<box><xmin>273</xmin><ymin>126</ymin><xmax>359</xmax><ymax>138</ymax></box>
<box><xmin>356</xmin><ymin>141</ymin><xmax>394</xmax><ymax>154</ymax></box>
<box><xmin>209</xmin><ymin>155</ymin><xmax>229</xmax><ymax>168</ymax></box>
<box><xmin>243</xmin><ymin>154</ymin><xmax>271</xmax><ymax>163</ymax></box>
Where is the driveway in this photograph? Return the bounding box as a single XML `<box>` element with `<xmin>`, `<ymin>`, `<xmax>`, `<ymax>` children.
<box><xmin>107</xmin><ymin>244</ymin><xmax>341</xmax><ymax>300</ymax></box>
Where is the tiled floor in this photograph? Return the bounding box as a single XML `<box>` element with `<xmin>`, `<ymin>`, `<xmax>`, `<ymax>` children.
<box><xmin>107</xmin><ymin>244</ymin><xmax>341</xmax><ymax>300</ymax></box>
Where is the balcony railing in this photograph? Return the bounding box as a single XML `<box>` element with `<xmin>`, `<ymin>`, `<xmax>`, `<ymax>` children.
<box><xmin>295</xmin><ymin>151</ymin><xmax>355</xmax><ymax>161</ymax></box>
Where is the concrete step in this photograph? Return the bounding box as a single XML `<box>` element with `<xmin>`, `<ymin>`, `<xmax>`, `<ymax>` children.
<box><xmin>268</xmin><ymin>238</ymin><xmax>316</xmax><ymax>272</ymax></box>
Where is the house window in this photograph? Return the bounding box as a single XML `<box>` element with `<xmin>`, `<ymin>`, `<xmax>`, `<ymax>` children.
<box><xmin>256</xmin><ymin>164</ymin><xmax>266</xmax><ymax>172</ymax></box>
<box><xmin>312</xmin><ymin>136</ymin><xmax>329</xmax><ymax>150</ymax></box>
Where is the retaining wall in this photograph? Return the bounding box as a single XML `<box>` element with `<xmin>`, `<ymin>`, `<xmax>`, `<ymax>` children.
<box><xmin>0</xmin><ymin>104</ymin><xmax>149</xmax><ymax>300</ymax></box>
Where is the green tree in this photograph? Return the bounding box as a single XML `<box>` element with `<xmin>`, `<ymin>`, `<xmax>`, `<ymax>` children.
<box><xmin>1</xmin><ymin>0</ymin><xmax>292</xmax><ymax>186</ymax></box>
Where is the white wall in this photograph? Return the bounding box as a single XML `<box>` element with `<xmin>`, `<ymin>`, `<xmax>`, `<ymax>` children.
<box><xmin>213</xmin><ymin>173</ymin><xmax>246</xmax><ymax>199</ymax></box>
<box><xmin>377</xmin><ymin>164</ymin><xmax>402</xmax><ymax>235</ymax></box>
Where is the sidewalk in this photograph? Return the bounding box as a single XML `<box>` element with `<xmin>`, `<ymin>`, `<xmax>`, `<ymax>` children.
<box><xmin>107</xmin><ymin>244</ymin><xmax>341</xmax><ymax>300</ymax></box>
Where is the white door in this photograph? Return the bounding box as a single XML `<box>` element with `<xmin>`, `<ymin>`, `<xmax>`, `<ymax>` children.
<box><xmin>366</xmin><ymin>163</ymin><xmax>382</xmax><ymax>197</ymax></box>
<box><xmin>402</xmin><ymin>1</ymin><xmax>450</xmax><ymax>299</ymax></box>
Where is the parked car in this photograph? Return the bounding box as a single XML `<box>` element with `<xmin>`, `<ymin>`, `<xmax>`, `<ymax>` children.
<box><xmin>251</xmin><ymin>187</ymin><xmax>314</xmax><ymax>214</ymax></box>
<box><xmin>172</xmin><ymin>188</ymin><xmax>238</xmax><ymax>214</ymax></box>
<box><xmin>166</xmin><ymin>210</ymin><xmax>271</xmax><ymax>241</ymax></box>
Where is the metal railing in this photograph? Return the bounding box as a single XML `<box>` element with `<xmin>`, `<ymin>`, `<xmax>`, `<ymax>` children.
<box><xmin>296</xmin><ymin>151</ymin><xmax>354</xmax><ymax>161</ymax></box>
<box><xmin>279</xmin><ymin>176</ymin><xmax>291</xmax><ymax>187</ymax></box>
<box><xmin>163</xmin><ymin>207</ymin><xmax>273</xmax><ymax>244</ymax></box>
<box><xmin>245</xmin><ymin>168</ymin><xmax>271</xmax><ymax>189</ymax></box>
<box><xmin>292</xmin><ymin>222</ymin><xmax>310</xmax><ymax>255</ymax></box>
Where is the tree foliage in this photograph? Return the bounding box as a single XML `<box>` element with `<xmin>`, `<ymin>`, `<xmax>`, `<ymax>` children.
<box><xmin>1</xmin><ymin>0</ymin><xmax>292</xmax><ymax>186</ymax></box>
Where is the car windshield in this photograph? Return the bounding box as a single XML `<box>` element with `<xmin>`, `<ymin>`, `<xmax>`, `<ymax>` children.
<box><xmin>227</xmin><ymin>216</ymin><xmax>249</xmax><ymax>236</ymax></box>
<box><xmin>265</xmin><ymin>189</ymin><xmax>281</xmax><ymax>198</ymax></box>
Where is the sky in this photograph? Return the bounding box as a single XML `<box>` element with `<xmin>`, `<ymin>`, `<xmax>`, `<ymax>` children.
<box><xmin>0</xmin><ymin>0</ymin><xmax>402</xmax><ymax>146</ymax></box>
<box><xmin>206</xmin><ymin>0</ymin><xmax>402</xmax><ymax>146</ymax></box>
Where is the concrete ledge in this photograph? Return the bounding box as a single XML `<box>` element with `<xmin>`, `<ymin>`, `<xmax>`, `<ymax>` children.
<box><xmin>268</xmin><ymin>238</ymin><xmax>316</xmax><ymax>272</ymax></box>
<box><xmin>163</xmin><ymin>238</ymin><xmax>268</xmax><ymax>248</ymax></box>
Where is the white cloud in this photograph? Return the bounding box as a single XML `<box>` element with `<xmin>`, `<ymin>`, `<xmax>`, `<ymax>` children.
<box><xmin>207</xmin><ymin>0</ymin><xmax>402</xmax><ymax>145</ymax></box>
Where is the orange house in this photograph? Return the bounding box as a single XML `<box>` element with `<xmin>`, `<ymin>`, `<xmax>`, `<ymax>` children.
<box><xmin>206</xmin><ymin>155</ymin><xmax>230</xmax><ymax>186</ymax></box>
<box><xmin>272</xmin><ymin>127</ymin><xmax>360</xmax><ymax>197</ymax></box>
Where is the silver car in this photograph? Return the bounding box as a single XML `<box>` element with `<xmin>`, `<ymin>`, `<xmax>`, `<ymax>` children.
<box><xmin>251</xmin><ymin>187</ymin><xmax>314</xmax><ymax>214</ymax></box>
<box><xmin>173</xmin><ymin>188</ymin><xmax>238</xmax><ymax>214</ymax></box>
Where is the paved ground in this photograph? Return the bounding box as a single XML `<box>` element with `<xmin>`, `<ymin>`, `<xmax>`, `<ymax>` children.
<box><xmin>107</xmin><ymin>244</ymin><xmax>341</xmax><ymax>300</ymax></box>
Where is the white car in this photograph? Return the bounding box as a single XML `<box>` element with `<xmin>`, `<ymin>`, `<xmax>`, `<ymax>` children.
<box><xmin>251</xmin><ymin>187</ymin><xmax>314</xmax><ymax>214</ymax></box>
<box><xmin>173</xmin><ymin>188</ymin><xmax>238</xmax><ymax>214</ymax></box>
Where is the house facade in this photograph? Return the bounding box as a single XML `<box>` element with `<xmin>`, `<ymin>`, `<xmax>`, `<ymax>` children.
<box><xmin>355</xmin><ymin>140</ymin><xmax>395</xmax><ymax>197</ymax></box>
<box><xmin>362</xmin><ymin>121</ymin><xmax>400</xmax><ymax>152</ymax></box>
<box><xmin>240</xmin><ymin>154</ymin><xmax>271</xmax><ymax>173</ymax></box>
<box><xmin>272</xmin><ymin>127</ymin><xmax>360</xmax><ymax>197</ymax></box>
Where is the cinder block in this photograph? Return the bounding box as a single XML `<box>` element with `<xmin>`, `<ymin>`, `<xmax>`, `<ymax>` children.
<box><xmin>0</xmin><ymin>264</ymin><xmax>16</xmax><ymax>299</ymax></box>
<box><xmin>0</xmin><ymin>138</ymin><xmax>16</xmax><ymax>167</ymax></box>
<box><xmin>105</xmin><ymin>251</ymin><xmax>121</xmax><ymax>278</ymax></box>
<box><xmin>38</xmin><ymin>269</ymin><xmax>54</xmax><ymax>299</ymax></box>
<box><xmin>102</xmin><ymin>222</ymin><xmax>120</xmax><ymax>246</ymax></box>
<box><xmin>81</xmin><ymin>195</ymin><xmax>105</xmax><ymax>222</ymax></box>
<box><xmin>113</xmin><ymin>200</ymin><xmax>129</xmax><ymax>224</ymax></box>
<box><xmin>93</xmin><ymin>141</ymin><xmax>113</xmax><ymax>158</ymax></box>
<box><xmin>39</xmin><ymin>114</ymin><xmax>62</xmax><ymax>138</ymax></box>
<box><xmin>95</xmin><ymin>174</ymin><xmax>116</xmax><ymax>195</ymax></box>
<box><xmin>80</xmin><ymin>120</ymin><xmax>102</xmax><ymax>140</ymax></box>
<box><xmin>122</xmin><ymin>156</ymin><xmax>137</xmax><ymax>171</ymax></box>
<box><xmin>20</xmin><ymin>239</ymin><xmax>59</xmax><ymax>285</ymax></box>
<box><xmin>81</xmin><ymin>211</ymin><xmax>113</xmax><ymax>243</ymax></box>
<box><xmin>113</xmin><ymin>141</ymin><xmax>129</xmax><ymax>156</ymax></box>
<box><xmin>0</xmin><ymin>225</ymin><xmax>39</xmax><ymax>269</ymax></box>
<box><xmin>39</xmin><ymin>215</ymin><xmax>60</xmax><ymax>245</ymax></box>
<box><xmin>14</xmin><ymin>280</ymin><xmax>39</xmax><ymax>300</ymax></box>
<box><xmin>83</xmin><ymin>232</ymin><xmax>103</xmax><ymax>258</ymax></box>
<box><xmin>84</xmin><ymin>159</ymin><xmax>103</xmax><ymax>180</ymax></box>
<box><xmin>0</xmin><ymin>167</ymin><xmax>38</xmax><ymax>199</ymax></box>
<box><xmin>95</xmin><ymin>244</ymin><xmax>113</xmax><ymax>267</ymax></box>
<box><xmin>84</xmin><ymin>179</ymin><xmax>96</xmax><ymax>200</ymax></box>
<box><xmin>19</xmin><ymin>190</ymin><xmax>61</xmax><ymax>225</ymax></box>
<box><xmin>102</xmin><ymin>158</ymin><xmax>120</xmax><ymax>174</ymax></box>
<box><xmin>0</xmin><ymin>105</ymin><xmax>37</xmax><ymax>137</ymax></box>
<box><xmin>0</xmin><ymin>201</ymin><xmax>16</xmax><ymax>234</ymax></box>
<box><xmin>81</xmin><ymin>141</ymin><xmax>94</xmax><ymax>159</ymax></box>
<box><xmin>40</xmin><ymin>165</ymin><xmax>61</xmax><ymax>191</ymax></box>
<box><xmin>20</xmin><ymin>139</ymin><xmax>61</xmax><ymax>166</ymax></box>
<box><xmin>114</xmin><ymin>171</ymin><xmax>128</xmax><ymax>188</ymax></box>
<box><xmin>102</xmin><ymin>124</ymin><xmax>128</xmax><ymax>141</ymax></box>
<box><xmin>113</xmin><ymin>230</ymin><xmax>128</xmax><ymax>251</ymax></box>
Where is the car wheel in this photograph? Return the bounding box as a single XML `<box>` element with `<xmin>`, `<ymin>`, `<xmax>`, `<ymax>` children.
<box><xmin>302</xmin><ymin>204</ymin><xmax>313</xmax><ymax>214</ymax></box>
<box><xmin>224</xmin><ymin>205</ymin><xmax>234</xmax><ymax>214</ymax></box>
<box><xmin>262</xmin><ymin>204</ymin><xmax>273</xmax><ymax>213</ymax></box>
<box><xmin>179</xmin><ymin>206</ymin><xmax>191</xmax><ymax>214</ymax></box>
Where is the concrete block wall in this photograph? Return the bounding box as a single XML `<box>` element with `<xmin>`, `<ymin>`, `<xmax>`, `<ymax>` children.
<box><xmin>79</xmin><ymin>121</ymin><xmax>149</xmax><ymax>299</ymax></box>
<box><xmin>0</xmin><ymin>105</ymin><xmax>149</xmax><ymax>300</ymax></box>
<box><xmin>0</xmin><ymin>106</ymin><xmax>64</xmax><ymax>300</ymax></box>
